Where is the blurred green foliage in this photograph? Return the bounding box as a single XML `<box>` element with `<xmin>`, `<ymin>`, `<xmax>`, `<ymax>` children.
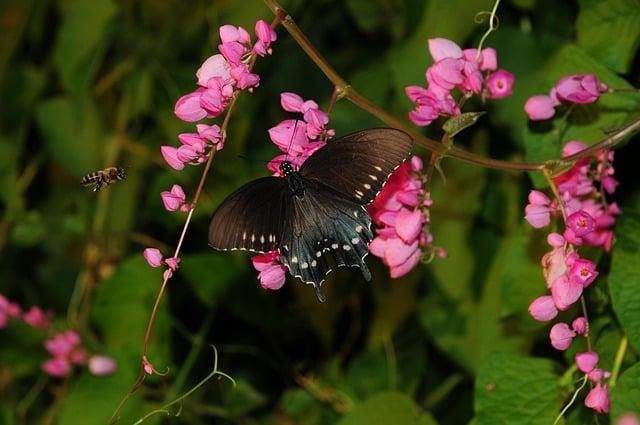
<box><xmin>1</xmin><ymin>0</ymin><xmax>639</xmax><ymax>424</ymax></box>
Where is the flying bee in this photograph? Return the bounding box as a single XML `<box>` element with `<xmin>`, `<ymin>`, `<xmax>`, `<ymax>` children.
<box><xmin>81</xmin><ymin>167</ymin><xmax>127</xmax><ymax>192</ymax></box>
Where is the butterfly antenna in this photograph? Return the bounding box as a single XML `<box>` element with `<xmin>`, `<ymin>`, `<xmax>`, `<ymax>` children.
<box><xmin>314</xmin><ymin>285</ymin><xmax>326</xmax><ymax>303</ymax></box>
<box><xmin>284</xmin><ymin>120</ymin><xmax>300</xmax><ymax>164</ymax></box>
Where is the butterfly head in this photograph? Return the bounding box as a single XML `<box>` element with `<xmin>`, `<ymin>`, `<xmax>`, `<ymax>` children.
<box><xmin>279</xmin><ymin>161</ymin><xmax>295</xmax><ymax>177</ymax></box>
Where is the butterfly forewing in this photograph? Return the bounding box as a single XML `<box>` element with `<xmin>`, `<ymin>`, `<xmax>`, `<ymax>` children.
<box><xmin>208</xmin><ymin>177</ymin><xmax>287</xmax><ymax>253</ymax></box>
<box><xmin>299</xmin><ymin>128</ymin><xmax>413</xmax><ymax>205</ymax></box>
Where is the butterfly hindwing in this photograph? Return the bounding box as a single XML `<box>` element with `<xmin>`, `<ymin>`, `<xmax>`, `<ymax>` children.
<box><xmin>279</xmin><ymin>181</ymin><xmax>374</xmax><ymax>293</ymax></box>
<box><xmin>299</xmin><ymin>128</ymin><xmax>413</xmax><ymax>205</ymax></box>
<box><xmin>208</xmin><ymin>177</ymin><xmax>287</xmax><ymax>253</ymax></box>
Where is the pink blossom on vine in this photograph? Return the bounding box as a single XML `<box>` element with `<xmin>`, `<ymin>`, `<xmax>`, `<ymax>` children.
<box><xmin>575</xmin><ymin>351</ymin><xmax>599</xmax><ymax>373</ymax></box>
<box><xmin>524</xmin><ymin>190</ymin><xmax>553</xmax><ymax>228</ymax></box>
<box><xmin>368</xmin><ymin>156</ymin><xmax>442</xmax><ymax>278</ymax></box>
<box><xmin>161</xmin><ymin>185</ymin><xmax>190</xmax><ymax>212</ymax></box>
<box><xmin>23</xmin><ymin>306</ymin><xmax>53</xmax><ymax>329</ymax></box>
<box><xmin>572</xmin><ymin>317</ymin><xmax>587</xmax><ymax>335</ymax></box>
<box><xmin>196</xmin><ymin>54</ymin><xmax>232</xmax><ymax>86</ymax></box>
<box><xmin>555</xmin><ymin>74</ymin><xmax>608</xmax><ymax>104</ymax></box>
<box><xmin>568</xmin><ymin>257</ymin><xmax>598</xmax><ymax>287</ymax></box>
<box><xmin>407</xmin><ymin>38</ymin><xmax>514</xmax><ymax>127</ymax></box>
<box><xmin>551</xmin><ymin>275</ymin><xmax>583</xmax><ymax>311</ymax></box>
<box><xmin>253</xmin><ymin>20</ymin><xmax>277</xmax><ymax>56</ymax></box>
<box><xmin>42</xmin><ymin>330</ymin><xmax>85</xmax><ymax>377</ymax></box>
<box><xmin>587</xmin><ymin>368</ymin><xmax>610</xmax><ymax>383</ymax></box>
<box><xmin>252</xmin><ymin>251</ymin><xmax>287</xmax><ymax>290</ymax></box>
<box><xmin>0</xmin><ymin>294</ymin><xmax>21</xmax><ymax>329</ymax></box>
<box><xmin>524</xmin><ymin>74</ymin><xmax>607</xmax><ymax>121</ymax></box>
<box><xmin>143</xmin><ymin>248</ymin><xmax>164</xmax><ymax>268</ymax></box>
<box><xmin>549</xmin><ymin>322</ymin><xmax>575</xmax><ymax>350</ymax></box>
<box><xmin>165</xmin><ymin>257</ymin><xmax>180</xmax><ymax>271</ymax></box>
<box><xmin>528</xmin><ymin>296</ymin><xmax>558</xmax><ymax>321</ymax></box>
<box><xmin>280</xmin><ymin>92</ymin><xmax>318</xmax><ymax>113</ymax></box>
<box><xmin>88</xmin><ymin>355</ymin><xmax>118</xmax><ymax>376</ymax></box>
<box><xmin>584</xmin><ymin>383</ymin><xmax>609</xmax><ymax>413</ymax></box>
<box><xmin>524</xmin><ymin>94</ymin><xmax>559</xmax><ymax>120</ymax></box>
<box><xmin>174</xmin><ymin>89</ymin><xmax>210</xmax><ymax>122</ymax></box>
<box><xmin>618</xmin><ymin>414</ymin><xmax>640</xmax><ymax>425</ymax></box>
<box><xmin>485</xmin><ymin>69</ymin><xmax>515</xmax><ymax>99</ymax></box>
<box><xmin>161</xmin><ymin>146</ymin><xmax>186</xmax><ymax>171</ymax></box>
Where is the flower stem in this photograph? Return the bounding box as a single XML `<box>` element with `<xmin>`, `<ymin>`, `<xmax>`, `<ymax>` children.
<box><xmin>609</xmin><ymin>335</ymin><xmax>628</xmax><ymax>388</ymax></box>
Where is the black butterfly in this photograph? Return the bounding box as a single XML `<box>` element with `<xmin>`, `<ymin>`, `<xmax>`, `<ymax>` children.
<box><xmin>208</xmin><ymin>128</ymin><xmax>413</xmax><ymax>301</ymax></box>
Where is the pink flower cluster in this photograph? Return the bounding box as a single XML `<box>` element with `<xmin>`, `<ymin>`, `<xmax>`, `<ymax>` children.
<box><xmin>144</xmin><ymin>248</ymin><xmax>180</xmax><ymax>281</ymax></box>
<box><xmin>1</xmin><ymin>294</ymin><xmax>52</xmax><ymax>330</ymax></box>
<box><xmin>248</xmin><ymin>92</ymin><xmax>335</xmax><ymax>290</ymax></box>
<box><xmin>43</xmin><ymin>331</ymin><xmax>118</xmax><ymax>377</ymax></box>
<box><xmin>524</xmin><ymin>141</ymin><xmax>619</xmax><ymax>414</ymax></box>
<box><xmin>162</xmin><ymin>20</ymin><xmax>277</xmax><ymax>170</ymax></box>
<box><xmin>524</xmin><ymin>74</ymin><xmax>608</xmax><ymax>121</ymax></box>
<box><xmin>406</xmin><ymin>38</ymin><xmax>515</xmax><ymax>127</ymax></box>
<box><xmin>266</xmin><ymin>92</ymin><xmax>334</xmax><ymax>176</ymax></box>
<box><xmin>173</xmin><ymin>21</ymin><xmax>276</xmax><ymax>123</ymax></box>
<box><xmin>1</xmin><ymin>293</ymin><xmax>116</xmax><ymax>378</ymax></box>
<box><xmin>368</xmin><ymin>156</ymin><xmax>444</xmax><ymax>278</ymax></box>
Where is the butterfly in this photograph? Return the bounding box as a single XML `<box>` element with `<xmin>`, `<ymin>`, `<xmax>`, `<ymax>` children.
<box><xmin>208</xmin><ymin>128</ymin><xmax>413</xmax><ymax>301</ymax></box>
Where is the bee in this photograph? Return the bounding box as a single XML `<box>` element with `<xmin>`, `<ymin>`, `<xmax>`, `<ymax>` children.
<box><xmin>80</xmin><ymin>167</ymin><xmax>127</xmax><ymax>192</ymax></box>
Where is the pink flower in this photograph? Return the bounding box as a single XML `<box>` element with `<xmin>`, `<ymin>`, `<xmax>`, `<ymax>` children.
<box><xmin>43</xmin><ymin>357</ymin><xmax>71</xmax><ymax>377</ymax></box>
<box><xmin>219</xmin><ymin>24</ymin><xmax>251</xmax><ymax>44</ymax></box>
<box><xmin>549</xmin><ymin>322</ymin><xmax>576</xmax><ymax>351</ymax></box>
<box><xmin>485</xmin><ymin>69</ymin><xmax>514</xmax><ymax>99</ymax></box>
<box><xmin>462</xmin><ymin>47</ymin><xmax>497</xmax><ymax>71</ymax></box>
<box><xmin>161</xmin><ymin>185</ymin><xmax>190</xmax><ymax>212</ymax></box>
<box><xmin>268</xmin><ymin>119</ymin><xmax>309</xmax><ymax>154</ymax></box>
<box><xmin>196</xmin><ymin>54</ymin><xmax>231</xmax><ymax>87</ymax></box>
<box><xmin>528</xmin><ymin>296</ymin><xmax>558</xmax><ymax>321</ymax></box>
<box><xmin>524</xmin><ymin>94</ymin><xmax>559</xmax><ymax>120</ymax></box>
<box><xmin>541</xmin><ymin>246</ymin><xmax>568</xmax><ymax>287</ymax></box>
<box><xmin>143</xmin><ymin>248</ymin><xmax>164</xmax><ymax>268</ymax></box>
<box><xmin>568</xmin><ymin>258</ymin><xmax>598</xmax><ymax>287</ymax></box>
<box><xmin>0</xmin><ymin>294</ymin><xmax>22</xmax><ymax>328</ymax></box>
<box><xmin>427</xmin><ymin>58</ymin><xmax>465</xmax><ymax>91</ymax></box>
<box><xmin>575</xmin><ymin>351</ymin><xmax>599</xmax><ymax>373</ymax></box>
<box><xmin>572</xmin><ymin>317</ymin><xmax>588</xmax><ymax>335</ymax></box>
<box><xmin>23</xmin><ymin>306</ymin><xmax>52</xmax><ymax>329</ymax></box>
<box><xmin>395</xmin><ymin>209</ymin><xmax>424</xmax><ymax>243</ymax></box>
<box><xmin>165</xmin><ymin>257</ymin><xmax>180</xmax><ymax>271</ymax></box>
<box><xmin>161</xmin><ymin>146</ymin><xmax>186</xmax><ymax>171</ymax></box>
<box><xmin>584</xmin><ymin>383</ymin><xmax>609</xmax><ymax>413</ymax></box>
<box><xmin>617</xmin><ymin>414</ymin><xmax>640</xmax><ymax>425</ymax></box>
<box><xmin>230</xmin><ymin>64</ymin><xmax>260</xmax><ymax>89</ymax></box>
<box><xmin>555</xmin><ymin>74</ymin><xmax>607</xmax><ymax>104</ymax></box>
<box><xmin>253</xmin><ymin>20</ymin><xmax>277</xmax><ymax>56</ymax></box>
<box><xmin>252</xmin><ymin>251</ymin><xmax>286</xmax><ymax>290</ymax></box>
<box><xmin>566</xmin><ymin>210</ymin><xmax>596</xmax><ymax>237</ymax></box>
<box><xmin>174</xmin><ymin>89</ymin><xmax>208</xmax><ymax>122</ymax></box>
<box><xmin>551</xmin><ymin>275</ymin><xmax>583</xmax><ymax>310</ymax></box>
<box><xmin>524</xmin><ymin>190</ymin><xmax>553</xmax><ymax>228</ymax></box>
<box><xmin>88</xmin><ymin>355</ymin><xmax>118</xmax><ymax>376</ymax></box>
<box><xmin>280</xmin><ymin>92</ymin><xmax>318</xmax><ymax>113</ymax></box>
<box><xmin>588</xmin><ymin>368</ymin><xmax>610</xmax><ymax>383</ymax></box>
<box><xmin>428</xmin><ymin>38</ymin><xmax>463</xmax><ymax>61</ymax></box>
<box><xmin>45</xmin><ymin>331</ymin><xmax>81</xmax><ymax>358</ymax></box>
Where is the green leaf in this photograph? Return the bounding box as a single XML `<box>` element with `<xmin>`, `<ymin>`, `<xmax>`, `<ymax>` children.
<box><xmin>35</xmin><ymin>97</ymin><xmax>103</xmax><ymax>175</ymax></box>
<box><xmin>522</xmin><ymin>44</ymin><xmax>640</xmax><ymax>187</ymax></box>
<box><xmin>442</xmin><ymin>112</ymin><xmax>486</xmax><ymax>139</ymax></box>
<box><xmin>57</xmin><ymin>365</ymin><xmax>143</xmax><ymax>425</ymax></box>
<box><xmin>92</xmin><ymin>256</ymin><xmax>170</xmax><ymax>364</ymax></box>
<box><xmin>52</xmin><ymin>0</ymin><xmax>117</xmax><ymax>96</ymax></box>
<box><xmin>576</xmin><ymin>0</ymin><xmax>640</xmax><ymax>73</ymax></box>
<box><xmin>611</xmin><ymin>362</ymin><xmax>640</xmax><ymax>420</ymax></box>
<box><xmin>474</xmin><ymin>352</ymin><xmax>560</xmax><ymax>425</ymax></box>
<box><xmin>181</xmin><ymin>253</ymin><xmax>244</xmax><ymax>307</ymax></box>
<box><xmin>609</xmin><ymin>210</ymin><xmax>640</xmax><ymax>353</ymax></box>
<box><xmin>337</xmin><ymin>391</ymin><xmax>435</xmax><ymax>425</ymax></box>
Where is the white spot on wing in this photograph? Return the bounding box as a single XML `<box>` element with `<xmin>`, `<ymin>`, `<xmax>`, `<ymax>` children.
<box><xmin>301</xmin><ymin>262</ymin><xmax>309</xmax><ymax>269</ymax></box>
<box><xmin>242</xmin><ymin>232</ymin><xmax>247</xmax><ymax>240</ymax></box>
<box><xmin>331</xmin><ymin>243</ymin><xmax>339</xmax><ymax>249</ymax></box>
<box><xmin>356</xmin><ymin>225</ymin><xmax>363</xmax><ymax>233</ymax></box>
<box><xmin>364</xmin><ymin>183</ymin><xmax>371</xmax><ymax>190</ymax></box>
<box><xmin>292</xmin><ymin>256</ymin><xmax>298</xmax><ymax>263</ymax></box>
<box><xmin>316</xmin><ymin>251</ymin><xmax>322</xmax><ymax>257</ymax></box>
<box><xmin>260</xmin><ymin>235</ymin><xmax>265</xmax><ymax>243</ymax></box>
<box><xmin>251</xmin><ymin>234</ymin><xmax>255</xmax><ymax>242</ymax></box>
<box><xmin>351</xmin><ymin>238</ymin><xmax>359</xmax><ymax>244</ymax></box>
<box><xmin>374</xmin><ymin>165</ymin><xmax>383</xmax><ymax>171</ymax></box>
<box><xmin>343</xmin><ymin>245</ymin><xmax>351</xmax><ymax>251</ymax></box>
<box><xmin>311</xmin><ymin>260</ymin><xmax>317</xmax><ymax>267</ymax></box>
<box><xmin>369</xmin><ymin>174</ymin><xmax>378</xmax><ymax>181</ymax></box>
